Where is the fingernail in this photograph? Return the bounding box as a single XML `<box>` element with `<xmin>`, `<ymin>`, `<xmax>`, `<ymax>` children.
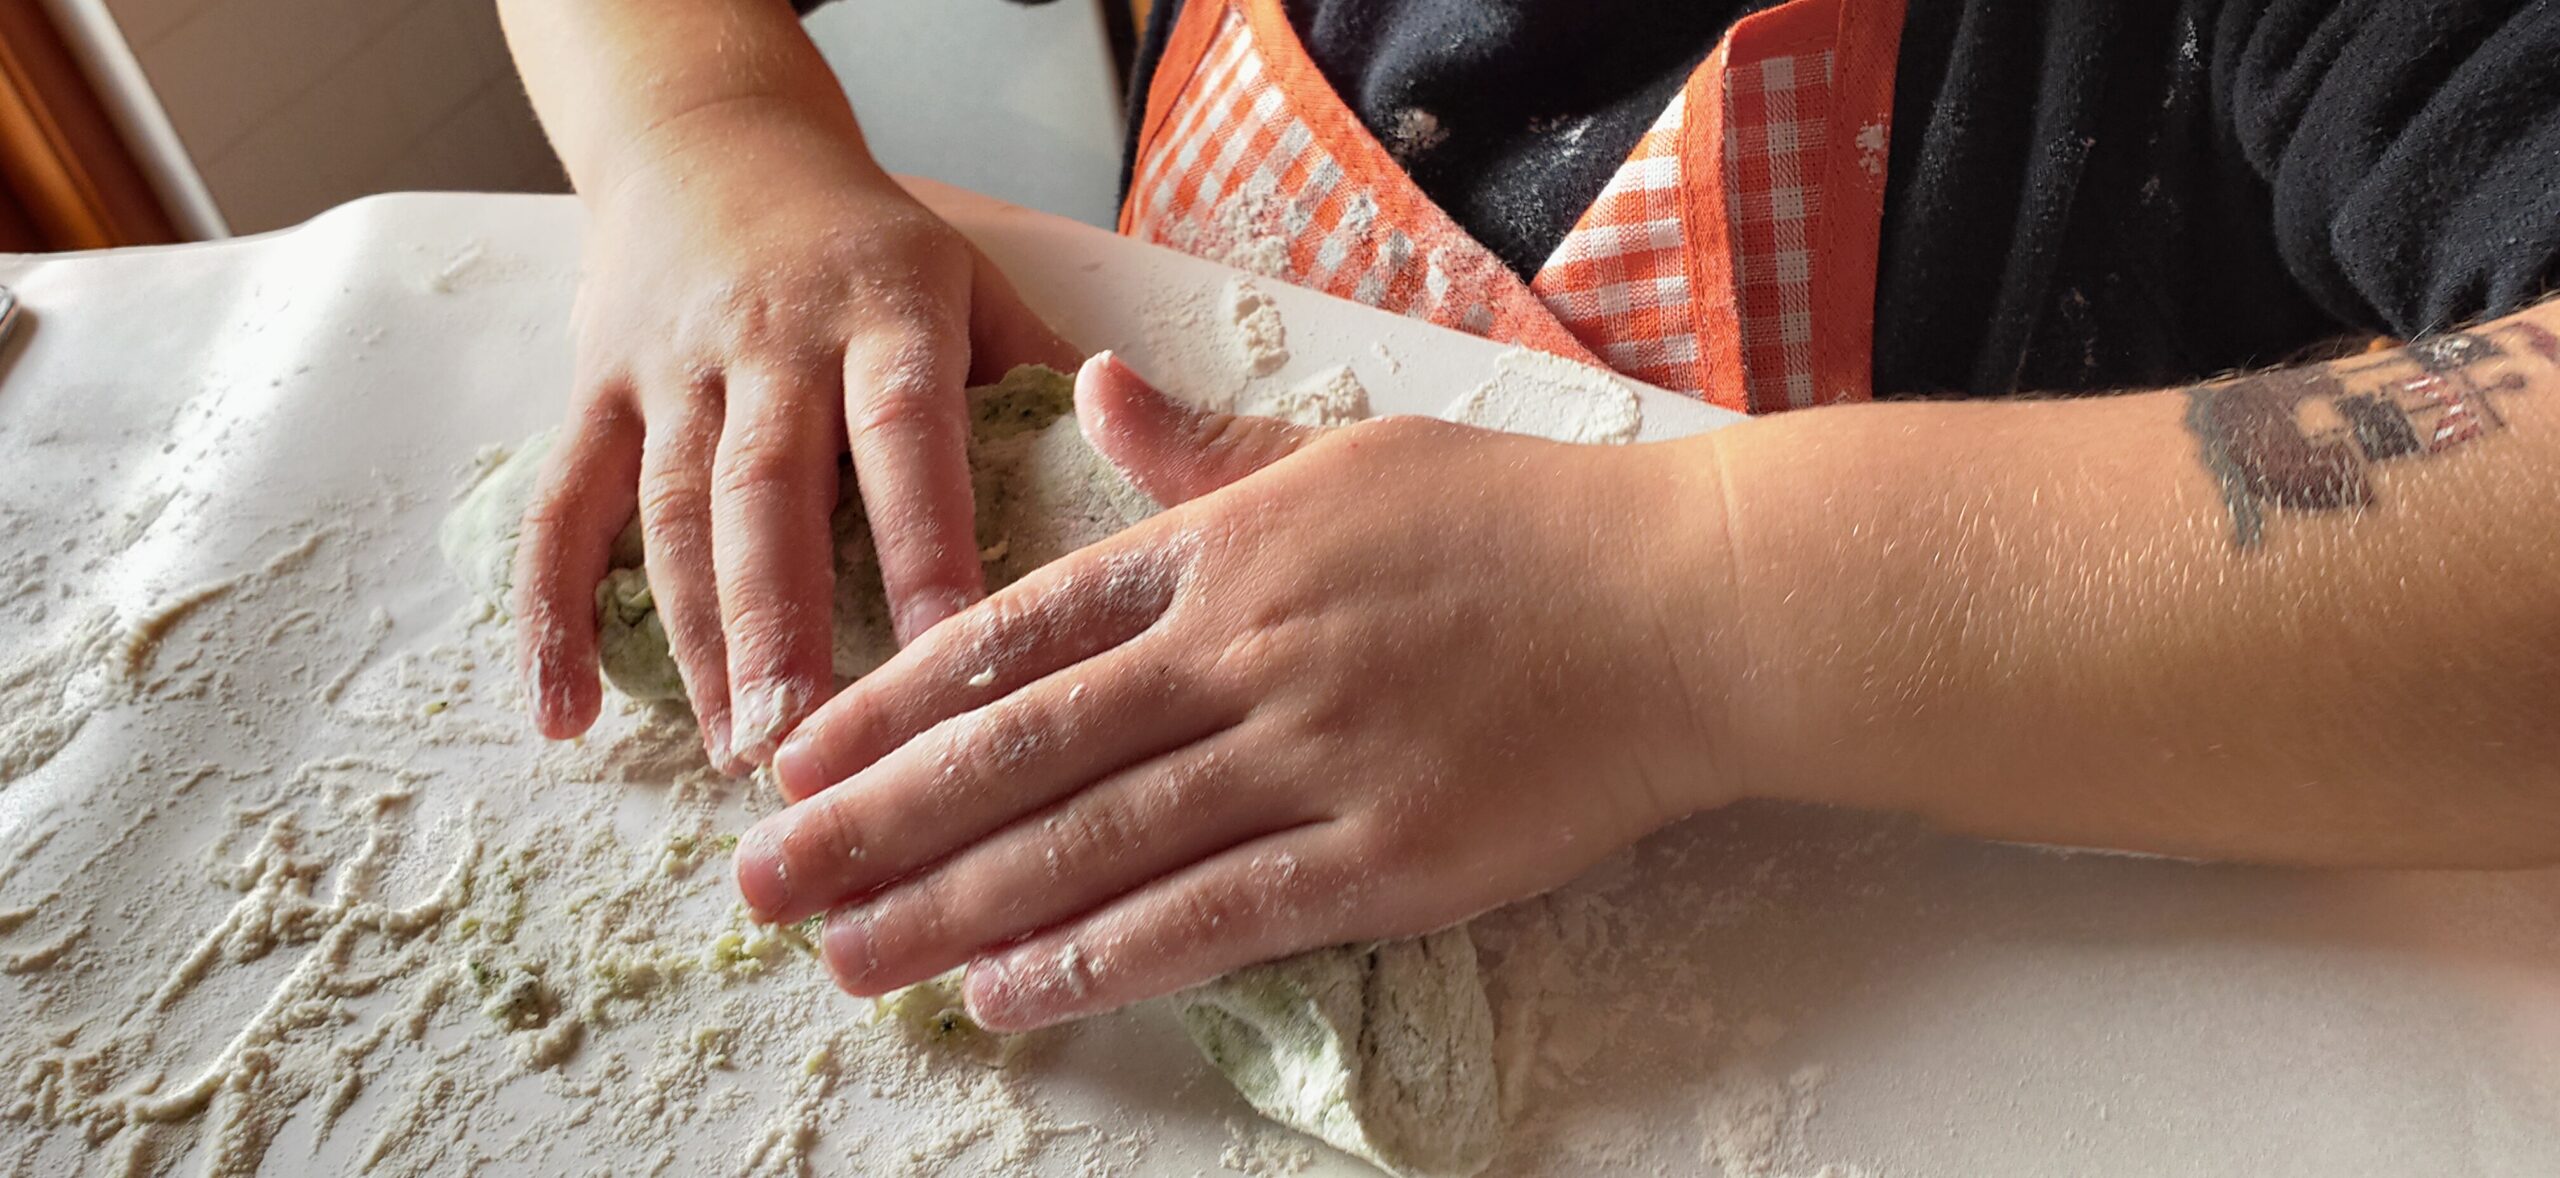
<box><xmin>525</xmin><ymin>650</ymin><xmax>566</xmax><ymax>732</ymax></box>
<box><xmin>731</xmin><ymin>680</ymin><xmax>814</xmax><ymax>765</ymax></box>
<box><xmin>894</xmin><ymin>588</ymin><xmax>975</xmax><ymax>647</ymax></box>
<box><xmin>703</xmin><ymin>712</ymin><xmax>736</xmax><ymax>774</ymax></box>
<box><xmin>967</xmin><ymin>944</ymin><xmax>1094</xmax><ymax>1032</ymax></box>
<box><xmin>964</xmin><ymin>957</ymin><xmax>1023</xmax><ymax>1028</ymax></box>
<box><xmin>772</xmin><ymin>734</ymin><xmax>821</xmax><ymax>799</ymax></box>
<box><xmin>734</xmin><ymin>822</ymin><xmax>792</xmax><ymax>922</ymax></box>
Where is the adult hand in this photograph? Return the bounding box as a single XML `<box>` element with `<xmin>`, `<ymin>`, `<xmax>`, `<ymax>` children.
<box><xmin>510</xmin><ymin>116</ymin><xmax>1077</xmax><ymax>773</ymax></box>
<box><xmin>736</xmin><ymin>354</ymin><xmax>1744</xmax><ymax>1030</ymax></box>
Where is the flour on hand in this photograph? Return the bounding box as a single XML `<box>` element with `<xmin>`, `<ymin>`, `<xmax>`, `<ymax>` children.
<box><xmin>438</xmin><ymin>364</ymin><xmax>1516</xmax><ymax>1174</ymax></box>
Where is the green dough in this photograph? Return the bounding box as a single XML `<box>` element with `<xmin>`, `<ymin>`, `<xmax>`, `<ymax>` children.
<box><xmin>595</xmin><ymin>568</ymin><xmax>684</xmax><ymax>703</ymax></box>
<box><xmin>441</xmin><ymin>364</ymin><xmax>1506</xmax><ymax>1174</ymax></box>
<box><xmin>873</xmin><ymin>969</ymin><xmax>1015</xmax><ymax>1068</ymax></box>
<box><xmin>440</xmin><ymin>365</ymin><xmax>1146</xmax><ymax>704</ymax></box>
<box><xmin>438</xmin><ymin>428</ymin><xmax>553</xmax><ymax>610</ymax></box>
<box><xmin>1175</xmin><ymin>929</ymin><xmax>1500</xmax><ymax>1178</ymax></box>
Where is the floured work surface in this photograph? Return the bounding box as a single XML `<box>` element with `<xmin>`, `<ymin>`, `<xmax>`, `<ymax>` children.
<box><xmin>2</xmin><ymin>192</ymin><xmax>2559</xmax><ymax>1178</ymax></box>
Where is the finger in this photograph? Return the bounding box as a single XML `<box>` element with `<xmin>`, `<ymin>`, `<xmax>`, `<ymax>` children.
<box><xmin>634</xmin><ymin>376</ymin><xmax>739</xmax><ymax>772</ymax></box>
<box><xmin>818</xmin><ymin>730</ymin><xmax>1310</xmax><ymax>997</ymax></box>
<box><xmin>513</xmin><ymin>387</ymin><xmax>644</xmax><ymax>739</ymax></box>
<box><xmin>768</xmin><ymin>541</ymin><xmax>1182</xmax><ymax>802</ymax></box>
<box><xmin>1075</xmin><ymin>351</ymin><xmax>1316</xmax><ymax>506</ymax></box>
<box><xmin>966</xmin><ymin>250</ymin><xmax>1082</xmax><ymax>382</ymax></box>
<box><xmin>961</xmin><ymin>824</ymin><xmax>1372</xmax><ymax>1032</ymax></box>
<box><xmin>844</xmin><ymin>320</ymin><xmax>984</xmax><ymax>647</ymax></box>
<box><xmin>710</xmin><ymin>363</ymin><xmax>844</xmax><ymax>766</ymax></box>
<box><xmin>734</xmin><ymin>640</ymin><xmax>1237</xmax><ymax>925</ymax></box>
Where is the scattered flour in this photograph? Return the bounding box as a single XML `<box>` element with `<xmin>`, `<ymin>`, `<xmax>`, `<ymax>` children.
<box><xmin>1383</xmin><ymin>109</ymin><xmax>1452</xmax><ymax>164</ymax></box>
<box><xmin>1226</xmin><ymin>278</ymin><xmax>1292</xmax><ymax>379</ymax></box>
<box><xmin>1243</xmin><ymin>364</ymin><xmax>1371</xmax><ymax>427</ymax></box>
<box><xmin>0</xmin><ymin>611</ymin><xmax>117</xmax><ymax>787</ymax></box>
<box><xmin>1443</xmin><ymin>350</ymin><xmax>1644</xmax><ymax>445</ymax></box>
<box><xmin>1698</xmin><ymin>1060</ymin><xmax>1858</xmax><ymax>1178</ymax></box>
<box><xmin>0</xmin><ymin>269</ymin><xmax>1900</xmax><ymax>1178</ymax></box>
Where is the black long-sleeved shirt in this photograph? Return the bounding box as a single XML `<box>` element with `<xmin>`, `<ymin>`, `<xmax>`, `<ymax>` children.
<box><xmin>848</xmin><ymin>1</ymin><xmax>2560</xmax><ymax>398</ymax></box>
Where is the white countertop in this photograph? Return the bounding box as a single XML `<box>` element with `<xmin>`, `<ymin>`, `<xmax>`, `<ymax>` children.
<box><xmin>0</xmin><ymin>186</ymin><xmax>2553</xmax><ymax>1178</ymax></box>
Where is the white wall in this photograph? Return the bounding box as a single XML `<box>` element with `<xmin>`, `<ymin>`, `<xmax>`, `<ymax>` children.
<box><xmin>803</xmin><ymin>0</ymin><xmax>1125</xmax><ymax>227</ymax></box>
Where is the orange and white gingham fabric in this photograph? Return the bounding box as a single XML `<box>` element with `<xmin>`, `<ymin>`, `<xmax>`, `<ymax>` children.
<box><xmin>1529</xmin><ymin>86</ymin><xmax>1702</xmax><ymax>393</ymax></box>
<box><xmin>1728</xmin><ymin>46</ymin><xmax>1836</xmax><ymax>411</ymax></box>
<box><xmin>1125</xmin><ymin>2</ymin><xmax>1604</xmax><ymax>365</ymax></box>
<box><xmin>1124</xmin><ymin>0</ymin><xmax>1905</xmax><ymax>416</ymax></box>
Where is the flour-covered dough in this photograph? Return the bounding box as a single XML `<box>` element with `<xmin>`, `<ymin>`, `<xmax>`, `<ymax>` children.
<box><xmin>441</xmin><ymin>365</ymin><xmax>1151</xmax><ymax>703</ymax></box>
<box><xmin>442</xmin><ymin>365</ymin><xmax>1506</xmax><ymax>1175</ymax></box>
<box><xmin>1176</xmin><ymin>929</ymin><xmax>1501</xmax><ymax>1178</ymax></box>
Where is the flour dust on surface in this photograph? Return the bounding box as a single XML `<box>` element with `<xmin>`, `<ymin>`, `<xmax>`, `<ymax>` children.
<box><xmin>0</xmin><ymin>235</ymin><xmax>1894</xmax><ymax>1178</ymax></box>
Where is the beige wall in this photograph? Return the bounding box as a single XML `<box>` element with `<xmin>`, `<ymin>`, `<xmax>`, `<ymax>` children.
<box><xmin>108</xmin><ymin>0</ymin><xmax>563</xmax><ymax>235</ymax></box>
<box><xmin>92</xmin><ymin>0</ymin><xmax>1123</xmax><ymax>237</ymax></box>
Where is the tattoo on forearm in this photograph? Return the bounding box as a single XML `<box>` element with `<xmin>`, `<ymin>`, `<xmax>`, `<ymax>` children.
<box><xmin>2184</xmin><ymin>320</ymin><xmax>2557</xmax><ymax>548</ymax></box>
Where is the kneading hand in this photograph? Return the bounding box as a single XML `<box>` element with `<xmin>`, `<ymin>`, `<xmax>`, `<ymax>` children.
<box><xmin>735</xmin><ymin>354</ymin><xmax>1744</xmax><ymax>1031</ymax></box>
<box><xmin>510</xmin><ymin>123</ymin><xmax>1076</xmax><ymax>774</ymax></box>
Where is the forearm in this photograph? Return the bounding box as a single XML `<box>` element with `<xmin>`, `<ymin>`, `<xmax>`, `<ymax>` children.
<box><xmin>1703</xmin><ymin>299</ymin><xmax>2560</xmax><ymax>867</ymax></box>
<box><xmin>497</xmin><ymin>0</ymin><xmax>875</xmax><ymax>200</ymax></box>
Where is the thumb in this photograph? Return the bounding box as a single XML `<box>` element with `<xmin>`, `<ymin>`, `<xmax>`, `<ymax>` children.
<box><xmin>1076</xmin><ymin>352</ymin><xmax>1315</xmax><ymax>506</ymax></box>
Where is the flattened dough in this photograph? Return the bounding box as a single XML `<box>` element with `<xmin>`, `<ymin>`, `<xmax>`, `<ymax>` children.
<box><xmin>443</xmin><ymin>365</ymin><xmax>1503</xmax><ymax>1175</ymax></box>
<box><xmin>1177</xmin><ymin>929</ymin><xmax>1500</xmax><ymax>1178</ymax></box>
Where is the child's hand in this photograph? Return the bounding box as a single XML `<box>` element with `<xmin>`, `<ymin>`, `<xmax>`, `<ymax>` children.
<box><xmin>735</xmin><ymin>354</ymin><xmax>1745</xmax><ymax>1030</ymax></box>
<box><xmin>510</xmin><ymin>114</ymin><xmax>1076</xmax><ymax>773</ymax></box>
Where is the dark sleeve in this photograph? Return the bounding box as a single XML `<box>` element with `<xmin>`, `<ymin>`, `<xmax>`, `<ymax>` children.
<box><xmin>2216</xmin><ymin>0</ymin><xmax>2560</xmax><ymax>335</ymax></box>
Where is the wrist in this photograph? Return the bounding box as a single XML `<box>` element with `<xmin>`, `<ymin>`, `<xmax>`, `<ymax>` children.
<box><xmin>1592</xmin><ymin>434</ymin><xmax>1755</xmax><ymax>820</ymax></box>
<box><xmin>1693</xmin><ymin>409</ymin><xmax>1890</xmax><ymax>815</ymax></box>
<box><xmin>593</xmin><ymin>93</ymin><xmax>887</xmax><ymax>212</ymax></box>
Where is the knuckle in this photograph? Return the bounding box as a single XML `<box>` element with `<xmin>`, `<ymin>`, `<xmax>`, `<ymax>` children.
<box><xmin>633</xmin><ymin>473</ymin><xmax>709</xmax><ymax>533</ymax></box>
<box><xmin>645</xmin><ymin>392</ymin><xmax>724</xmax><ymax>447</ymax></box>
<box><xmin>949</xmin><ymin>699</ymin><xmax>1051</xmax><ymax>785</ymax></box>
<box><xmin>571</xmin><ymin>369</ymin><xmax>635</xmax><ymax>412</ymax></box>
<box><xmin>568</xmin><ymin>392</ymin><xmax>639</xmax><ymax>440</ymax></box>
<box><xmin>515</xmin><ymin>501</ymin><xmax>584</xmax><ymax>558</ymax></box>
<box><xmin>711</xmin><ymin>436</ymin><xmax>810</xmax><ymax>508</ymax></box>
<box><xmin>794</xmin><ymin>793</ymin><xmax>870</xmax><ymax>867</ymax></box>
<box><xmin>848</xmin><ymin>377</ymin><xmax>952</xmax><ymax>440</ymax></box>
<box><xmin>516</xmin><ymin>496</ymin><xmax>573</xmax><ymax>539</ymax></box>
<box><xmin>1043</xmin><ymin>800</ymin><xmax>1145</xmax><ymax>872</ymax></box>
<box><xmin>1158</xmin><ymin>883</ymin><xmax>1246</xmax><ymax>944</ymax></box>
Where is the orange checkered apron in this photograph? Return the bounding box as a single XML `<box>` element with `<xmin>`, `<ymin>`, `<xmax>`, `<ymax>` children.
<box><xmin>1123</xmin><ymin>0</ymin><xmax>1907</xmax><ymax>414</ymax></box>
